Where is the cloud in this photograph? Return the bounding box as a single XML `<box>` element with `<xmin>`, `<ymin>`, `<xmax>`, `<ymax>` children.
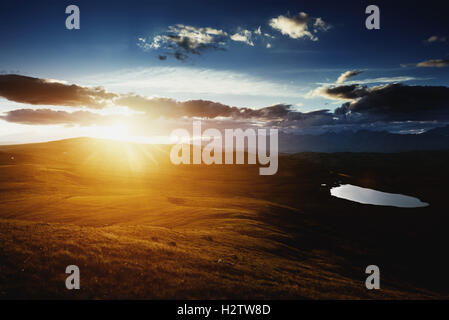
<box><xmin>269</xmin><ymin>12</ymin><xmax>317</xmax><ymax>41</ymax></box>
<box><xmin>138</xmin><ymin>24</ymin><xmax>228</xmax><ymax>60</ymax></box>
<box><xmin>114</xmin><ymin>95</ymin><xmax>235</xmax><ymax>119</ymax></box>
<box><xmin>336</xmin><ymin>70</ymin><xmax>363</xmax><ymax>84</ymax></box>
<box><xmin>416</xmin><ymin>59</ymin><xmax>449</xmax><ymax>68</ymax></box>
<box><xmin>308</xmin><ymin>84</ymin><xmax>369</xmax><ymax>100</ymax></box>
<box><xmin>309</xmin><ymin>78</ymin><xmax>449</xmax><ymax>128</ymax></box>
<box><xmin>81</xmin><ymin>67</ymin><xmax>303</xmax><ymax>102</ymax></box>
<box><xmin>0</xmin><ymin>74</ymin><xmax>116</xmax><ymax>108</ymax></box>
<box><xmin>0</xmin><ymin>69</ymin><xmax>297</xmax><ymax>122</ymax></box>
<box><xmin>230</xmin><ymin>26</ymin><xmax>277</xmax><ymax>47</ymax></box>
<box><xmin>1</xmin><ymin>98</ymin><xmax>337</xmax><ymax>136</ymax></box>
<box><xmin>5</xmin><ymin>73</ymin><xmax>449</xmax><ymax>136</ymax></box>
<box><xmin>230</xmin><ymin>29</ymin><xmax>254</xmax><ymax>46</ymax></box>
<box><xmin>0</xmin><ymin>73</ymin><xmax>300</xmax><ymax>125</ymax></box>
<box><xmin>313</xmin><ymin>17</ymin><xmax>332</xmax><ymax>32</ymax></box>
<box><xmin>301</xmin><ymin>82</ymin><xmax>449</xmax><ymax>133</ymax></box>
<box><xmin>0</xmin><ymin>108</ymin><xmax>119</xmax><ymax>126</ymax></box>
<box><xmin>139</xmin><ymin>24</ymin><xmax>276</xmax><ymax>60</ymax></box>
<box><xmin>115</xmin><ymin>97</ymin><xmax>357</xmax><ymax>134</ymax></box>
<box><xmin>114</xmin><ymin>94</ymin><xmax>299</xmax><ymax>120</ymax></box>
<box><xmin>331</xmin><ymin>83</ymin><xmax>449</xmax><ymax>121</ymax></box>
<box><xmin>426</xmin><ymin>35</ymin><xmax>447</xmax><ymax>43</ymax></box>
<box><xmin>269</xmin><ymin>12</ymin><xmax>330</xmax><ymax>41</ymax></box>
<box><xmin>334</xmin><ymin>76</ymin><xmax>426</xmax><ymax>85</ymax></box>
<box><xmin>318</xmin><ymin>76</ymin><xmax>425</xmax><ymax>86</ymax></box>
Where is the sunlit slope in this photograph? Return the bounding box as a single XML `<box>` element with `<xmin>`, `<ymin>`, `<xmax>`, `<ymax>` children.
<box><xmin>0</xmin><ymin>138</ymin><xmax>445</xmax><ymax>299</ymax></box>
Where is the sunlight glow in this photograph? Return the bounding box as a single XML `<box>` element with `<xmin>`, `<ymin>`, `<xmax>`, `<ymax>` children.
<box><xmin>87</xmin><ymin>124</ymin><xmax>131</xmax><ymax>141</ymax></box>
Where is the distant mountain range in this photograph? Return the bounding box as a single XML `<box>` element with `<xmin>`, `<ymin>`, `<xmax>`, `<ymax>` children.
<box><xmin>279</xmin><ymin>125</ymin><xmax>449</xmax><ymax>153</ymax></box>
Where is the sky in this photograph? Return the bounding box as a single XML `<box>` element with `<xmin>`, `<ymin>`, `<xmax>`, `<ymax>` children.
<box><xmin>1</xmin><ymin>0</ymin><xmax>449</xmax><ymax>143</ymax></box>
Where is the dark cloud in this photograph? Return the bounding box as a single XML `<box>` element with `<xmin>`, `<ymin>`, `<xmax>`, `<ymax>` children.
<box><xmin>173</xmin><ymin>52</ymin><xmax>189</xmax><ymax>61</ymax></box>
<box><xmin>3</xmin><ymin>73</ymin><xmax>449</xmax><ymax>135</ymax></box>
<box><xmin>0</xmin><ymin>74</ymin><xmax>116</xmax><ymax>108</ymax></box>
<box><xmin>115</xmin><ymin>95</ymin><xmax>300</xmax><ymax>120</ymax></box>
<box><xmin>266</xmin><ymin>109</ymin><xmax>337</xmax><ymax>132</ymax></box>
<box><xmin>166</xmin><ymin>34</ymin><xmax>224</xmax><ymax>56</ymax></box>
<box><xmin>331</xmin><ymin>83</ymin><xmax>449</xmax><ymax>121</ymax></box>
<box><xmin>310</xmin><ymin>82</ymin><xmax>449</xmax><ymax>132</ymax></box>
<box><xmin>0</xmin><ymin>75</ymin><xmax>309</xmax><ymax>123</ymax></box>
<box><xmin>0</xmin><ymin>108</ymin><xmax>118</xmax><ymax>126</ymax></box>
<box><xmin>312</xmin><ymin>84</ymin><xmax>369</xmax><ymax>100</ymax></box>
<box><xmin>115</xmin><ymin>95</ymin><xmax>240</xmax><ymax>118</ymax></box>
<box><xmin>182</xmin><ymin>99</ymin><xmax>241</xmax><ymax>118</ymax></box>
<box><xmin>0</xmin><ymin>101</ymin><xmax>341</xmax><ymax>138</ymax></box>
<box><xmin>115</xmin><ymin>95</ymin><xmax>343</xmax><ymax>133</ymax></box>
<box><xmin>243</xmin><ymin>104</ymin><xmax>291</xmax><ymax>119</ymax></box>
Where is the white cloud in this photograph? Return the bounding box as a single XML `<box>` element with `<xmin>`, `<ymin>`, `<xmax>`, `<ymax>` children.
<box><xmin>230</xmin><ymin>29</ymin><xmax>254</xmax><ymax>46</ymax></box>
<box><xmin>138</xmin><ymin>35</ymin><xmax>163</xmax><ymax>50</ymax></box>
<box><xmin>77</xmin><ymin>67</ymin><xmax>304</xmax><ymax>104</ymax></box>
<box><xmin>336</xmin><ymin>70</ymin><xmax>363</xmax><ymax>84</ymax></box>
<box><xmin>269</xmin><ymin>12</ymin><xmax>331</xmax><ymax>41</ymax></box>
<box><xmin>416</xmin><ymin>59</ymin><xmax>449</xmax><ymax>68</ymax></box>
<box><xmin>348</xmin><ymin>76</ymin><xmax>427</xmax><ymax>84</ymax></box>
<box><xmin>317</xmin><ymin>76</ymin><xmax>425</xmax><ymax>86</ymax></box>
<box><xmin>269</xmin><ymin>12</ymin><xmax>317</xmax><ymax>41</ymax></box>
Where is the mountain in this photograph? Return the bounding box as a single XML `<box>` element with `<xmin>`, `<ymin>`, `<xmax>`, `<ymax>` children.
<box><xmin>279</xmin><ymin>125</ymin><xmax>449</xmax><ymax>153</ymax></box>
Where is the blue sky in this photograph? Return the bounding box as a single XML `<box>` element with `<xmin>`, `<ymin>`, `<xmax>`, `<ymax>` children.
<box><xmin>1</xmin><ymin>0</ymin><xmax>449</xmax><ymax>143</ymax></box>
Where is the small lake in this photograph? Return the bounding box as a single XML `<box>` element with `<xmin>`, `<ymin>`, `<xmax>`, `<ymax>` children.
<box><xmin>330</xmin><ymin>184</ymin><xmax>429</xmax><ymax>208</ymax></box>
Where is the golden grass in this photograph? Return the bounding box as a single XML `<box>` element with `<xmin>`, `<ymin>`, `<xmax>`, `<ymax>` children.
<box><xmin>0</xmin><ymin>138</ymin><xmax>445</xmax><ymax>299</ymax></box>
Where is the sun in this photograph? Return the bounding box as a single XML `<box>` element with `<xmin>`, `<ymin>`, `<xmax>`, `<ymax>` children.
<box><xmin>87</xmin><ymin>123</ymin><xmax>131</xmax><ymax>142</ymax></box>
<box><xmin>81</xmin><ymin>123</ymin><xmax>162</xmax><ymax>172</ymax></box>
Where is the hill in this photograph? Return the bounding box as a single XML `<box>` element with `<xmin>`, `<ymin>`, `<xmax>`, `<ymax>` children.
<box><xmin>0</xmin><ymin>138</ymin><xmax>448</xmax><ymax>299</ymax></box>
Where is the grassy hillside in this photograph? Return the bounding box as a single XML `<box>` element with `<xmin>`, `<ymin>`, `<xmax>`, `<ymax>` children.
<box><xmin>0</xmin><ymin>138</ymin><xmax>448</xmax><ymax>299</ymax></box>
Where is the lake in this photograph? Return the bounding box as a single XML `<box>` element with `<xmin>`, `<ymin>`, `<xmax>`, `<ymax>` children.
<box><xmin>330</xmin><ymin>184</ymin><xmax>429</xmax><ymax>208</ymax></box>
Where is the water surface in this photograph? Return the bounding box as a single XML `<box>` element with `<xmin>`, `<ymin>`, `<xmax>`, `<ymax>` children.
<box><xmin>330</xmin><ymin>184</ymin><xmax>429</xmax><ymax>208</ymax></box>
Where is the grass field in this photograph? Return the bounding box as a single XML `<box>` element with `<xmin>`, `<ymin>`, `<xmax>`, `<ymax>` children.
<box><xmin>0</xmin><ymin>138</ymin><xmax>448</xmax><ymax>299</ymax></box>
